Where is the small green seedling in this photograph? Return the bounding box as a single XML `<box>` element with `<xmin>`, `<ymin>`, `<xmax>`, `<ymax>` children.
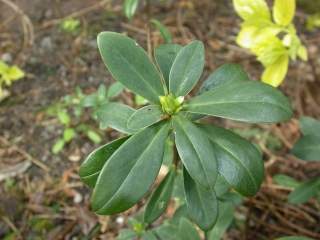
<box><xmin>234</xmin><ymin>0</ymin><xmax>307</xmax><ymax>87</ymax></box>
<box><xmin>60</xmin><ymin>18</ymin><xmax>81</xmax><ymax>34</ymax></box>
<box><xmin>0</xmin><ymin>60</ymin><xmax>25</xmax><ymax>100</ymax></box>
<box><xmin>79</xmin><ymin>31</ymin><xmax>292</xmax><ymax>235</ymax></box>
<box><xmin>123</xmin><ymin>0</ymin><xmax>140</xmax><ymax>19</ymax></box>
<box><xmin>47</xmin><ymin>83</ymin><xmax>124</xmax><ymax>154</ymax></box>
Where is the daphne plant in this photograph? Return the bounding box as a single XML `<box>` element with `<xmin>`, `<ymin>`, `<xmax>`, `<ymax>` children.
<box><xmin>233</xmin><ymin>0</ymin><xmax>308</xmax><ymax>87</ymax></box>
<box><xmin>79</xmin><ymin>32</ymin><xmax>292</xmax><ymax>234</ymax></box>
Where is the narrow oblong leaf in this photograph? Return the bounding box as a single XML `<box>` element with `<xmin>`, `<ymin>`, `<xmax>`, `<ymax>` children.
<box><xmin>299</xmin><ymin>117</ymin><xmax>320</xmax><ymax>137</ymax></box>
<box><xmin>185</xmin><ymin>81</ymin><xmax>292</xmax><ymax>123</ymax></box>
<box><xmin>97</xmin><ymin>102</ymin><xmax>136</xmax><ymax>134</ymax></box>
<box><xmin>124</xmin><ymin>0</ymin><xmax>139</xmax><ymax>19</ymax></box>
<box><xmin>144</xmin><ymin>169</ymin><xmax>175</xmax><ymax>224</ymax></box>
<box><xmin>173</xmin><ymin>116</ymin><xmax>217</xmax><ymax>188</ymax></box>
<box><xmin>155</xmin><ymin>44</ymin><xmax>182</xmax><ymax>86</ymax></box>
<box><xmin>208</xmin><ymin>202</ymin><xmax>234</xmax><ymax>240</ymax></box>
<box><xmin>91</xmin><ymin>122</ymin><xmax>170</xmax><ymax>214</ymax></box>
<box><xmin>199</xmin><ymin>124</ymin><xmax>264</xmax><ymax>196</ymax></box>
<box><xmin>169</xmin><ymin>41</ymin><xmax>204</xmax><ymax>97</ymax></box>
<box><xmin>288</xmin><ymin>179</ymin><xmax>320</xmax><ymax>204</ymax></box>
<box><xmin>273</xmin><ymin>174</ymin><xmax>300</xmax><ymax>189</ymax></box>
<box><xmin>273</xmin><ymin>0</ymin><xmax>295</xmax><ymax>26</ymax></box>
<box><xmin>79</xmin><ymin>137</ymin><xmax>129</xmax><ymax>188</ymax></box>
<box><xmin>183</xmin><ymin>168</ymin><xmax>218</xmax><ymax>231</ymax></box>
<box><xmin>98</xmin><ymin>32</ymin><xmax>165</xmax><ymax>103</ymax></box>
<box><xmin>151</xmin><ymin>19</ymin><xmax>172</xmax><ymax>43</ymax></box>
<box><xmin>199</xmin><ymin>63</ymin><xmax>250</xmax><ymax>94</ymax></box>
<box><xmin>292</xmin><ymin>135</ymin><xmax>320</xmax><ymax>161</ymax></box>
<box><xmin>127</xmin><ymin>105</ymin><xmax>164</xmax><ymax>130</ymax></box>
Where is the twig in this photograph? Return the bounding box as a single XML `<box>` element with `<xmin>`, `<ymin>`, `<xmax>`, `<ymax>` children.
<box><xmin>39</xmin><ymin>0</ymin><xmax>110</xmax><ymax>29</ymax></box>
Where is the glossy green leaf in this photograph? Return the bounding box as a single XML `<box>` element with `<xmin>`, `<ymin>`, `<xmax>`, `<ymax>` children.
<box><xmin>155</xmin><ymin>44</ymin><xmax>182</xmax><ymax>86</ymax></box>
<box><xmin>169</xmin><ymin>41</ymin><xmax>204</xmax><ymax>97</ymax></box>
<box><xmin>97</xmin><ymin>102</ymin><xmax>136</xmax><ymax>134</ymax></box>
<box><xmin>199</xmin><ymin>63</ymin><xmax>250</xmax><ymax>94</ymax></box>
<box><xmin>79</xmin><ymin>137</ymin><xmax>129</xmax><ymax>188</ymax></box>
<box><xmin>299</xmin><ymin>117</ymin><xmax>320</xmax><ymax>136</ymax></box>
<box><xmin>91</xmin><ymin>122</ymin><xmax>170</xmax><ymax>214</ymax></box>
<box><xmin>273</xmin><ymin>0</ymin><xmax>295</xmax><ymax>26</ymax></box>
<box><xmin>173</xmin><ymin>116</ymin><xmax>217</xmax><ymax>188</ymax></box>
<box><xmin>199</xmin><ymin>124</ymin><xmax>264</xmax><ymax>196</ymax></box>
<box><xmin>183</xmin><ymin>169</ymin><xmax>218</xmax><ymax>231</ymax></box>
<box><xmin>97</xmin><ymin>32</ymin><xmax>165</xmax><ymax>103</ymax></box>
<box><xmin>292</xmin><ymin>135</ymin><xmax>320</xmax><ymax>161</ymax></box>
<box><xmin>209</xmin><ymin>202</ymin><xmax>234</xmax><ymax>240</ymax></box>
<box><xmin>275</xmin><ymin>236</ymin><xmax>314</xmax><ymax>240</ymax></box>
<box><xmin>127</xmin><ymin>105</ymin><xmax>163</xmax><ymax>130</ymax></box>
<box><xmin>288</xmin><ymin>179</ymin><xmax>320</xmax><ymax>204</ymax></box>
<box><xmin>144</xmin><ymin>169</ymin><xmax>175</xmax><ymax>224</ymax></box>
<box><xmin>185</xmin><ymin>81</ymin><xmax>292</xmax><ymax>123</ymax></box>
<box><xmin>151</xmin><ymin>19</ymin><xmax>172</xmax><ymax>43</ymax></box>
<box><xmin>178</xmin><ymin>218</ymin><xmax>201</xmax><ymax>240</ymax></box>
<box><xmin>124</xmin><ymin>0</ymin><xmax>139</xmax><ymax>19</ymax></box>
<box><xmin>273</xmin><ymin>174</ymin><xmax>300</xmax><ymax>188</ymax></box>
<box><xmin>153</xmin><ymin>224</ymin><xmax>178</xmax><ymax>240</ymax></box>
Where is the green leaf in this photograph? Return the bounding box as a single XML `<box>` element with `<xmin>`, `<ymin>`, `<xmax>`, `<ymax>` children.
<box><xmin>86</xmin><ymin>130</ymin><xmax>102</xmax><ymax>144</ymax></box>
<box><xmin>151</xmin><ymin>19</ymin><xmax>172</xmax><ymax>43</ymax></box>
<box><xmin>292</xmin><ymin>135</ymin><xmax>320</xmax><ymax>161</ymax></box>
<box><xmin>153</xmin><ymin>224</ymin><xmax>178</xmax><ymax>240</ymax></box>
<box><xmin>183</xmin><ymin>168</ymin><xmax>218</xmax><ymax>231</ymax></box>
<box><xmin>273</xmin><ymin>174</ymin><xmax>300</xmax><ymax>188</ymax></box>
<box><xmin>262</xmin><ymin>55</ymin><xmax>289</xmax><ymax>87</ymax></box>
<box><xmin>274</xmin><ymin>237</ymin><xmax>314</xmax><ymax>240</ymax></box>
<box><xmin>124</xmin><ymin>0</ymin><xmax>139</xmax><ymax>19</ymax></box>
<box><xmin>288</xmin><ymin>179</ymin><xmax>320</xmax><ymax>204</ymax></box>
<box><xmin>178</xmin><ymin>218</ymin><xmax>201</xmax><ymax>240</ymax></box>
<box><xmin>169</xmin><ymin>41</ymin><xmax>204</xmax><ymax>97</ymax></box>
<box><xmin>97</xmin><ymin>32</ymin><xmax>165</xmax><ymax>103</ymax></box>
<box><xmin>155</xmin><ymin>44</ymin><xmax>182</xmax><ymax>86</ymax></box>
<box><xmin>299</xmin><ymin>117</ymin><xmax>320</xmax><ymax>137</ymax></box>
<box><xmin>173</xmin><ymin>116</ymin><xmax>217</xmax><ymax>188</ymax></box>
<box><xmin>57</xmin><ymin>110</ymin><xmax>71</xmax><ymax>125</ymax></box>
<box><xmin>199</xmin><ymin>63</ymin><xmax>250</xmax><ymax>94</ymax></box>
<box><xmin>142</xmin><ymin>231</ymin><xmax>158</xmax><ymax>240</ymax></box>
<box><xmin>91</xmin><ymin>122</ymin><xmax>170</xmax><ymax>214</ymax></box>
<box><xmin>199</xmin><ymin>124</ymin><xmax>264</xmax><ymax>196</ymax></box>
<box><xmin>63</xmin><ymin>128</ymin><xmax>76</xmax><ymax>142</ymax></box>
<box><xmin>97</xmin><ymin>102</ymin><xmax>136</xmax><ymax>134</ymax></box>
<box><xmin>116</xmin><ymin>229</ymin><xmax>137</xmax><ymax>240</ymax></box>
<box><xmin>52</xmin><ymin>138</ymin><xmax>65</xmax><ymax>154</ymax></box>
<box><xmin>97</xmin><ymin>84</ymin><xmax>107</xmax><ymax>100</ymax></box>
<box><xmin>127</xmin><ymin>105</ymin><xmax>164</xmax><ymax>130</ymax></box>
<box><xmin>208</xmin><ymin>202</ymin><xmax>235</xmax><ymax>240</ymax></box>
<box><xmin>185</xmin><ymin>81</ymin><xmax>292</xmax><ymax>123</ymax></box>
<box><xmin>273</xmin><ymin>0</ymin><xmax>295</xmax><ymax>26</ymax></box>
<box><xmin>107</xmin><ymin>82</ymin><xmax>124</xmax><ymax>98</ymax></box>
<box><xmin>144</xmin><ymin>169</ymin><xmax>175</xmax><ymax>224</ymax></box>
<box><xmin>81</xmin><ymin>94</ymin><xmax>98</xmax><ymax>107</ymax></box>
<box><xmin>233</xmin><ymin>0</ymin><xmax>270</xmax><ymax>21</ymax></box>
<box><xmin>79</xmin><ymin>137</ymin><xmax>128</xmax><ymax>188</ymax></box>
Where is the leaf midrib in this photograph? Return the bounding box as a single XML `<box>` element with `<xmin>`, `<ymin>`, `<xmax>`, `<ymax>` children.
<box><xmin>176</xmin><ymin>118</ymin><xmax>212</xmax><ymax>187</ymax></box>
<box><xmin>97</xmin><ymin>124</ymin><xmax>167</xmax><ymax>212</ymax></box>
<box><xmin>111</xmin><ymin>47</ymin><xmax>162</xmax><ymax>101</ymax></box>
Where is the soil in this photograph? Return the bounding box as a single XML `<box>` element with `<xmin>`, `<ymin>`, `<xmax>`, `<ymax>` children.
<box><xmin>0</xmin><ymin>0</ymin><xmax>320</xmax><ymax>239</ymax></box>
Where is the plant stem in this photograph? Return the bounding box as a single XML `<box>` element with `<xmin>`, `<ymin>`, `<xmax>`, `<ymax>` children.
<box><xmin>204</xmin><ymin>231</ymin><xmax>209</xmax><ymax>240</ymax></box>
